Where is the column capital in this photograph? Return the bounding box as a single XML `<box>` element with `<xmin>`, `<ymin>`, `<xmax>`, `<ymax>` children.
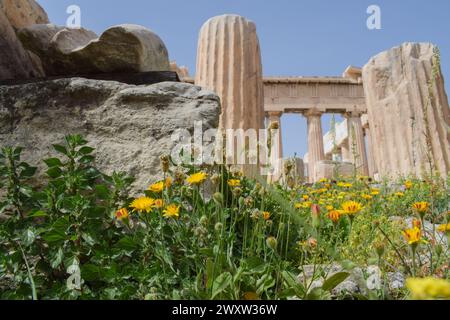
<box><xmin>343</xmin><ymin>110</ymin><xmax>364</xmax><ymax>119</ymax></box>
<box><xmin>266</xmin><ymin>111</ymin><xmax>283</xmax><ymax>118</ymax></box>
<box><xmin>304</xmin><ymin>108</ymin><xmax>324</xmax><ymax>118</ymax></box>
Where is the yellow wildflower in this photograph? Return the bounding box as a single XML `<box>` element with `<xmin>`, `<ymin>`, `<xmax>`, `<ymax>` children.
<box><xmin>302</xmin><ymin>195</ymin><xmax>309</xmax><ymax>201</ymax></box>
<box><xmin>163</xmin><ymin>204</ymin><xmax>180</xmax><ymax>219</ymax></box>
<box><xmin>437</xmin><ymin>223</ymin><xmax>450</xmax><ymax>234</ymax></box>
<box><xmin>341</xmin><ymin>201</ymin><xmax>363</xmax><ymax>216</ymax></box>
<box><xmin>186</xmin><ymin>172</ymin><xmax>208</xmax><ymax>186</ymax></box>
<box><xmin>395</xmin><ymin>192</ymin><xmax>405</xmax><ymax>197</ymax></box>
<box><xmin>130</xmin><ymin>197</ymin><xmax>155</xmax><ymax>213</ymax></box>
<box><xmin>406</xmin><ymin>277</ymin><xmax>450</xmax><ymax>300</ymax></box>
<box><xmin>405</xmin><ymin>181</ymin><xmax>413</xmax><ymax>190</ymax></box>
<box><xmin>228</xmin><ymin>179</ymin><xmax>241</xmax><ymax>188</ymax></box>
<box><xmin>262</xmin><ymin>211</ymin><xmax>271</xmax><ymax>221</ymax></box>
<box><xmin>154</xmin><ymin>199</ymin><xmax>165</xmax><ymax>209</ymax></box>
<box><xmin>412</xmin><ymin>202</ymin><xmax>429</xmax><ymax>214</ymax></box>
<box><xmin>115</xmin><ymin>208</ymin><xmax>129</xmax><ymax>220</ymax></box>
<box><xmin>403</xmin><ymin>227</ymin><xmax>422</xmax><ymax>246</ymax></box>
<box><xmin>328</xmin><ymin>210</ymin><xmax>342</xmax><ymax>223</ymax></box>
<box><xmin>361</xmin><ymin>194</ymin><xmax>373</xmax><ymax>200</ymax></box>
<box><xmin>148</xmin><ymin>181</ymin><xmax>165</xmax><ymax>193</ymax></box>
<box><xmin>165</xmin><ymin>177</ymin><xmax>173</xmax><ymax>188</ymax></box>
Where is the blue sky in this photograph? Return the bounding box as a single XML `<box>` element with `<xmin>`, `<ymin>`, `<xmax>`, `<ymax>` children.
<box><xmin>37</xmin><ymin>0</ymin><xmax>450</xmax><ymax>158</ymax></box>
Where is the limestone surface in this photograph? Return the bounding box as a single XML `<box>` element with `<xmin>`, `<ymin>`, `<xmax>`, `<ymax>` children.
<box><xmin>0</xmin><ymin>9</ymin><xmax>43</xmax><ymax>80</ymax></box>
<box><xmin>0</xmin><ymin>0</ymin><xmax>48</xmax><ymax>30</ymax></box>
<box><xmin>0</xmin><ymin>79</ymin><xmax>220</xmax><ymax>191</ymax></box>
<box><xmin>18</xmin><ymin>24</ymin><xmax>171</xmax><ymax>76</ymax></box>
<box><xmin>362</xmin><ymin>43</ymin><xmax>450</xmax><ymax>178</ymax></box>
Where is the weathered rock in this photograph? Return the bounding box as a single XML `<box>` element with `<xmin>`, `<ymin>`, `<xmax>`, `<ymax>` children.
<box><xmin>298</xmin><ymin>264</ymin><xmax>369</xmax><ymax>298</ymax></box>
<box><xmin>0</xmin><ymin>79</ymin><xmax>220</xmax><ymax>192</ymax></box>
<box><xmin>0</xmin><ymin>9</ymin><xmax>43</xmax><ymax>80</ymax></box>
<box><xmin>18</xmin><ymin>24</ymin><xmax>171</xmax><ymax>76</ymax></box>
<box><xmin>0</xmin><ymin>0</ymin><xmax>48</xmax><ymax>30</ymax></box>
<box><xmin>362</xmin><ymin>43</ymin><xmax>450</xmax><ymax>178</ymax></box>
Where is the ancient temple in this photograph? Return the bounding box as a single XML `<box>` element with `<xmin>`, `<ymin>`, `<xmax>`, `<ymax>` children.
<box><xmin>186</xmin><ymin>14</ymin><xmax>450</xmax><ymax>182</ymax></box>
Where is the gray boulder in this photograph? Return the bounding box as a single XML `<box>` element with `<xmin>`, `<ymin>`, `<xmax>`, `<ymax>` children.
<box><xmin>0</xmin><ymin>79</ymin><xmax>220</xmax><ymax>192</ymax></box>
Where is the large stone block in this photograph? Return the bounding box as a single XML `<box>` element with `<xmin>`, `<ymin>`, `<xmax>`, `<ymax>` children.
<box><xmin>18</xmin><ymin>24</ymin><xmax>171</xmax><ymax>76</ymax></box>
<box><xmin>315</xmin><ymin>160</ymin><xmax>354</xmax><ymax>180</ymax></box>
<box><xmin>0</xmin><ymin>9</ymin><xmax>43</xmax><ymax>80</ymax></box>
<box><xmin>0</xmin><ymin>79</ymin><xmax>220</xmax><ymax>192</ymax></box>
<box><xmin>0</xmin><ymin>0</ymin><xmax>48</xmax><ymax>30</ymax></box>
<box><xmin>363</xmin><ymin>43</ymin><xmax>450</xmax><ymax>178</ymax></box>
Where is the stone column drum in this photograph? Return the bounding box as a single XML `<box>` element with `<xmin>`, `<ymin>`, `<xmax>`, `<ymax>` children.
<box><xmin>195</xmin><ymin>14</ymin><xmax>265</xmax><ymax>131</ymax></box>
<box><xmin>363</xmin><ymin>43</ymin><xmax>450</xmax><ymax>178</ymax></box>
<box><xmin>195</xmin><ymin>14</ymin><xmax>265</xmax><ymax>177</ymax></box>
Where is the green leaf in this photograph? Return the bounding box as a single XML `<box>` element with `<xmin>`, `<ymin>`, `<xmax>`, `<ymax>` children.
<box><xmin>211</xmin><ymin>272</ymin><xmax>232</xmax><ymax>299</ymax></box>
<box><xmin>95</xmin><ymin>184</ymin><xmax>110</xmax><ymax>200</ymax></box>
<box><xmin>47</xmin><ymin>167</ymin><xmax>62</xmax><ymax>179</ymax></box>
<box><xmin>322</xmin><ymin>272</ymin><xmax>350</xmax><ymax>292</ymax></box>
<box><xmin>42</xmin><ymin>217</ymin><xmax>70</xmax><ymax>244</ymax></box>
<box><xmin>281</xmin><ymin>271</ymin><xmax>305</xmax><ymax>298</ymax></box>
<box><xmin>50</xmin><ymin>248</ymin><xmax>64</xmax><ymax>269</ymax></box>
<box><xmin>78</xmin><ymin>146</ymin><xmax>95</xmax><ymax>155</ymax></box>
<box><xmin>27</xmin><ymin>210</ymin><xmax>48</xmax><ymax>218</ymax></box>
<box><xmin>79</xmin><ymin>155</ymin><xmax>95</xmax><ymax>165</ymax></box>
<box><xmin>115</xmin><ymin>236</ymin><xmax>138</xmax><ymax>251</ymax></box>
<box><xmin>81</xmin><ymin>264</ymin><xmax>101</xmax><ymax>281</ymax></box>
<box><xmin>244</xmin><ymin>257</ymin><xmax>265</xmax><ymax>273</ymax></box>
<box><xmin>19</xmin><ymin>163</ymin><xmax>37</xmax><ymax>178</ymax></box>
<box><xmin>44</xmin><ymin>158</ymin><xmax>63</xmax><ymax>168</ymax></box>
<box><xmin>52</xmin><ymin>144</ymin><xmax>68</xmax><ymax>155</ymax></box>
<box><xmin>22</xmin><ymin>229</ymin><xmax>36</xmax><ymax>247</ymax></box>
<box><xmin>81</xmin><ymin>233</ymin><xmax>96</xmax><ymax>246</ymax></box>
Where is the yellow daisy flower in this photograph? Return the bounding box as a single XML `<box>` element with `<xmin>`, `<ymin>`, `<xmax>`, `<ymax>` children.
<box><xmin>186</xmin><ymin>172</ymin><xmax>208</xmax><ymax>186</ymax></box>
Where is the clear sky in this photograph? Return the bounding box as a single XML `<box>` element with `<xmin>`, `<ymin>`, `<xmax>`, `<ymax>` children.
<box><xmin>37</xmin><ymin>0</ymin><xmax>450</xmax><ymax>158</ymax></box>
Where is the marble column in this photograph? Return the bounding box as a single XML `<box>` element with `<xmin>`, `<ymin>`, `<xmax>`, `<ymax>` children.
<box><xmin>346</xmin><ymin>112</ymin><xmax>369</xmax><ymax>176</ymax></box>
<box><xmin>305</xmin><ymin>110</ymin><xmax>325</xmax><ymax>182</ymax></box>
<box><xmin>341</xmin><ymin>139</ymin><xmax>352</xmax><ymax>162</ymax></box>
<box><xmin>364</xmin><ymin>125</ymin><xmax>377</xmax><ymax>177</ymax></box>
<box><xmin>267</xmin><ymin>112</ymin><xmax>283</xmax><ymax>160</ymax></box>
<box><xmin>195</xmin><ymin>14</ymin><xmax>265</xmax><ymax>178</ymax></box>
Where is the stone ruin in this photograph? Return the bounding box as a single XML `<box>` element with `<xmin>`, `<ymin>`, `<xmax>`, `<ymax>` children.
<box><xmin>0</xmin><ymin>1</ymin><xmax>449</xmax><ymax>187</ymax></box>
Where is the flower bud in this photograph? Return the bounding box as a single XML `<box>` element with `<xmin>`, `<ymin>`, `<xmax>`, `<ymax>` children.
<box><xmin>215</xmin><ymin>222</ymin><xmax>223</xmax><ymax>232</ymax></box>
<box><xmin>213</xmin><ymin>192</ymin><xmax>224</xmax><ymax>206</ymax></box>
<box><xmin>266</xmin><ymin>236</ymin><xmax>278</xmax><ymax>251</ymax></box>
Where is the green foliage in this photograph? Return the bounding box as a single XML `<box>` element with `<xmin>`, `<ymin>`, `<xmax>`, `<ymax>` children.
<box><xmin>0</xmin><ymin>136</ymin><xmax>448</xmax><ymax>300</ymax></box>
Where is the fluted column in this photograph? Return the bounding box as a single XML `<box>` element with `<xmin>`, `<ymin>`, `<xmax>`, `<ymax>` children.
<box><xmin>267</xmin><ymin>111</ymin><xmax>283</xmax><ymax>182</ymax></box>
<box><xmin>195</xmin><ymin>14</ymin><xmax>264</xmax><ymax>132</ymax></box>
<box><xmin>267</xmin><ymin>112</ymin><xmax>283</xmax><ymax>160</ymax></box>
<box><xmin>346</xmin><ymin>112</ymin><xmax>369</xmax><ymax>176</ymax></box>
<box><xmin>341</xmin><ymin>140</ymin><xmax>351</xmax><ymax>162</ymax></box>
<box><xmin>364</xmin><ymin>125</ymin><xmax>377</xmax><ymax>177</ymax></box>
<box><xmin>195</xmin><ymin>14</ymin><xmax>264</xmax><ymax>177</ymax></box>
<box><xmin>305</xmin><ymin>110</ymin><xmax>325</xmax><ymax>182</ymax></box>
